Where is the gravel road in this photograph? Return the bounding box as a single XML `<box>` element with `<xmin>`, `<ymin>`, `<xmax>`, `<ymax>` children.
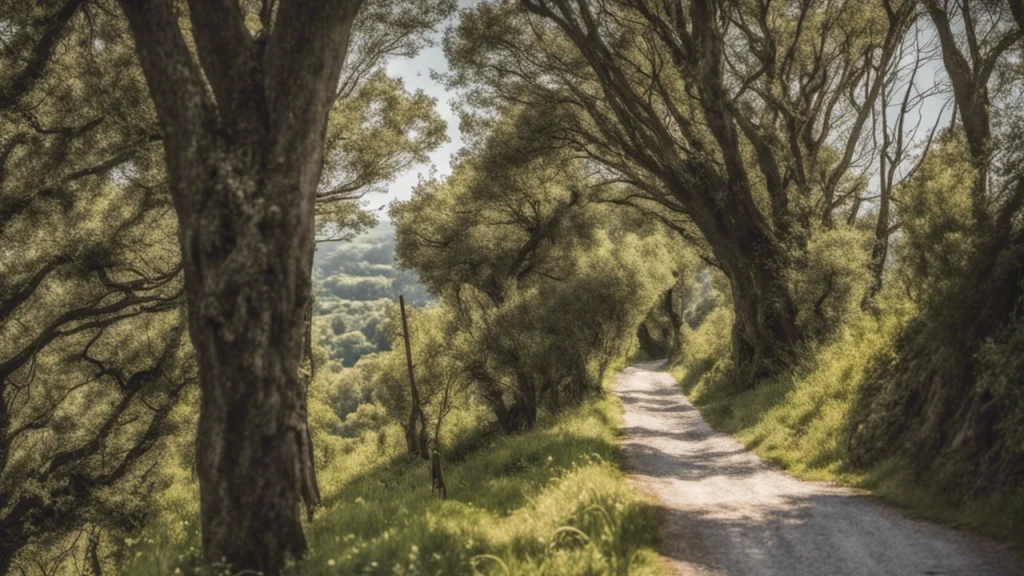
<box><xmin>614</xmin><ymin>360</ymin><xmax>1024</xmax><ymax>576</ymax></box>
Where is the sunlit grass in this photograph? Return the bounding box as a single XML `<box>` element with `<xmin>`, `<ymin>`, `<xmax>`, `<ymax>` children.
<box><xmin>122</xmin><ymin>395</ymin><xmax>664</xmax><ymax>575</ymax></box>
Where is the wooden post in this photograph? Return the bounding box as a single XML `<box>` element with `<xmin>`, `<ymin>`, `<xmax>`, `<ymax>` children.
<box><xmin>400</xmin><ymin>295</ymin><xmax>429</xmax><ymax>459</ymax></box>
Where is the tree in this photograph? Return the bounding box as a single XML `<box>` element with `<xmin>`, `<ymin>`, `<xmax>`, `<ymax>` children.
<box><xmin>922</xmin><ymin>0</ymin><xmax>1022</xmax><ymax>226</ymax></box>
<box><xmin>445</xmin><ymin>0</ymin><xmax>917</xmax><ymax>386</ymax></box>
<box><xmin>393</xmin><ymin>106</ymin><xmax>679</xmax><ymax>431</ymax></box>
<box><xmin>368</xmin><ymin>305</ymin><xmax>472</xmax><ymax>451</ymax></box>
<box><xmin>863</xmin><ymin>19</ymin><xmax>946</xmax><ymax>303</ymax></box>
<box><xmin>116</xmin><ymin>0</ymin><xmax>367</xmax><ymax>571</ymax></box>
<box><xmin>0</xmin><ymin>2</ymin><xmax>197</xmax><ymax>572</ymax></box>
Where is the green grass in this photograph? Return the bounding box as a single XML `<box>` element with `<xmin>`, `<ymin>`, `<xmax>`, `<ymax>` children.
<box><xmin>671</xmin><ymin>307</ymin><xmax>1024</xmax><ymax>549</ymax></box>
<box><xmin>122</xmin><ymin>395</ymin><xmax>664</xmax><ymax>575</ymax></box>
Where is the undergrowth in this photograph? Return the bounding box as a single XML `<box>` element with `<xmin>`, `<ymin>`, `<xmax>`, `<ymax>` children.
<box><xmin>670</xmin><ymin>304</ymin><xmax>1024</xmax><ymax>548</ymax></box>
<box><xmin>120</xmin><ymin>395</ymin><xmax>663</xmax><ymax>575</ymax></box>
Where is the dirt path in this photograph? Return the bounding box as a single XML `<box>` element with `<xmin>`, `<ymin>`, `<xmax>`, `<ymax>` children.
<box><xmin>614</xmin><ymin>361</ymin><xmax>1024</xmax><ymax>576</ymax></box>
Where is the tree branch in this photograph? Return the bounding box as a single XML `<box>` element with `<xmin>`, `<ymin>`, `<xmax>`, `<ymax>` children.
<box><xmin>0</xmin><ymin>0</ymin><xmax>88</xmax><ymax>111</ymax></box>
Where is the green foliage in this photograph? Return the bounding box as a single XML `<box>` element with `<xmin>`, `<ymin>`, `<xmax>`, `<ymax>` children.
<box><xmin>894</xmin><ymin>131</ymin><xmax>979</xmax><ymax>308</ymax></box>
<box><xmin>792</xmin><ymin>226</ymin><xmax>873</xmax><ymax>337</ymax></box>
<box><xmin>976</xmin><ymin>294</ymin><xmax>1024</xmax><ymax>463</ymax></box>
<box><xmin>313</xmin><ymin>223</ymin><xmax>432</xmax><ymax>366</ymax></box>
<box><xmin>477</xmin><ymin>231</ymin><xmax>675</xmax><ymax>395</ymax></box>
<box><xmin>0</xmin><ymin>4</ymin><xmax>197</xmax><ymax>571</ymax></box>
<box><xmin>122</xmin><ymin>395</ymin><xmax>662</xmax><ymax>576</ymax></box>
<box><xmin>390</xmin><ymin>104</ymin><xmax>689</xmax><ymax>430</ymax></box>
<box><xmin>358</xmin><ymin>304</ymin><xmax>473</xmax><ymax>446</ymax></box>
<box><xmin>322</xmin><ymin>72</ymin><xmax>448</xmax><ymax>199</ymax></box>
<box><xmin>314</xmin><ymin>0</ymin><xmax>455</xmax><ymax>241</ymax></box>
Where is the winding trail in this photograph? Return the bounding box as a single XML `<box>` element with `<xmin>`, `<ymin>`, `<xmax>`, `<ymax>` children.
<box><xmin>614</xmin><ymin>361</ymin><xmax>1024</xmax><ymax>576</ymax></box>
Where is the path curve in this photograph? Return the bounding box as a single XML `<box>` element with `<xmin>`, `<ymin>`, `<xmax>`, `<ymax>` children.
<box><xmin>614</xmin><ymin>360</ymin><xmax>1024</xmax><ymax>576</ymax></box>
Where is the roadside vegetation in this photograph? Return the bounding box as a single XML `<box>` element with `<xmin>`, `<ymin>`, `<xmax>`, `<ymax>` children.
<box><xmin>5</xmin><ymin>0</ymin><xmax>1024</xmax><ymax>572</ymax></box>
<box><xmin>124</xmin><ymin>393</ymin><xmax>662</xmax><ymax>576</ymax></box>
<box><xmin>670</xmin><ymin>300</ymin><xmax>1024</xmax><ymax>548</ymax></box>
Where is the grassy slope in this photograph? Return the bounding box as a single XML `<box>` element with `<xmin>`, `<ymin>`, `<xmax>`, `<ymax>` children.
<box><xmin>671</xmin><ymin>307</ymin><xmax>1024</xmax><ymax>549</ymax></box>
<box><xmin>123</xmin><ymin>395</ymin><xmax>664</xmax><ymax>575</ymax></box>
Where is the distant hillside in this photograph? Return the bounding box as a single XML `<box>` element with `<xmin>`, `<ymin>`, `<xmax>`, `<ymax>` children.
<box><xmin>313</xmin><ymin>221</ymin><xmax>431</xmax><ymax>366</ymax></box>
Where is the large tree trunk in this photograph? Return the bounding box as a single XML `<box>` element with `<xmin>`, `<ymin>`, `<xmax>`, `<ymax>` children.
<box><xmin>721</xmin><ymin>246</ymin><xmax>800</xmax><ymax>388</ymax></box>
<box><xmin>683</xmin><ymin>174</ymin><xmax>802</xmax><ymax>388</ymax></box>
<box><xmin>686</xmin><ymin>0</ymin><xmax>802</xmax><ymax>388</ymax></box>
<box><xmin>118</xmin><ymin>1</ymin><xmax>362</xmax><ymax>572</ymax></box>
<box><xmin>185</xmin><ymin>154</ymin><xmax>318</xmax><ymax>570</ymax></box>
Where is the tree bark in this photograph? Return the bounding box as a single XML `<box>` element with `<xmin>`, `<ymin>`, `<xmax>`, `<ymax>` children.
<box><xmin>300</xmin><ymin>296</ymin><xmax>321</xmax><ymax>521</ymax></box>
<box><xmin>866</xmin><ymin>97</ymin><xmax>893</xmax><ymax>305</ymax></box>
<box><xmin>117</xmin><ymin>1</ymin><xmax>362</xmax><ymax>572</ymax></box>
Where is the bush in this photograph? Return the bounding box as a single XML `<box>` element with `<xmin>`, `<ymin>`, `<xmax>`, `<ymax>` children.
<box><xmin>976</xmin><ymin>291</ymin><xmax>1024</xmax><ymax>463</ymax></box>
<box><xmin>792</xmin><ymin>226</ymin><xmax>872</xmax><ymax>337</ymax></box>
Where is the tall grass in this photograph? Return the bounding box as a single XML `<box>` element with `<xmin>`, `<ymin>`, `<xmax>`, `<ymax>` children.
<box><xmin>121</xmin><ymin>395</ymin><xmax>663</xmax><ymax>575</ymax></box>
<box><xmin>671</xmin><ymin>304</ymin><xmax>1024</xmax><ymax>548</ymax></box>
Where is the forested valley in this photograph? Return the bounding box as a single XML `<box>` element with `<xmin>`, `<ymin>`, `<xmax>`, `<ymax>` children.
<box><xmin>312</xmin><ymin>223</ymin><xmax>432</xmax><ymax>367</ymax></box>
<box><xmin>1</xmin><ymin>0</ymin><xmax>1024</xmax><ymax>574</ymax></box>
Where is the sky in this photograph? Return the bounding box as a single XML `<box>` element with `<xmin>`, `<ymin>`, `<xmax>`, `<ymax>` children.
<box><xmin>362</xmin><ymin>33</ymin><xmax>464</xmax><ymax>219</ymax></box>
